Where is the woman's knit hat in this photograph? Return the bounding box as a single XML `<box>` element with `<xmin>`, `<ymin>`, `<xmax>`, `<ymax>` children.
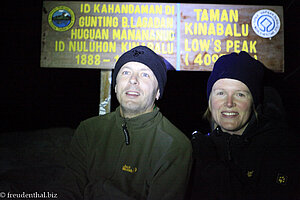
<box><xmin>113</xmin><ymin>46</ymin><xmax>167</xmax><ymax>99</ymax></box>
<box><xmin>207</xmin><ymin>51</ymin><xmax>265</xmax><ymax>106</ymax></box>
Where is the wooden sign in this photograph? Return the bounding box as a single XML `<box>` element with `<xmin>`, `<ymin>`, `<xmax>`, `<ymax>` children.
<box><xmin>41</xmin><ymin>2</ymin><xmax>284</xmax><ymax>72</ymax></box>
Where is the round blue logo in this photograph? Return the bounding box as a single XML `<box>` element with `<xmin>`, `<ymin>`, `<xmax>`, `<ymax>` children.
<box><xmin>48</xmin><ymin>6</ymin><xmax>75</xmax><ymax>31</ymax></box>
<box><xmin>252</xmin><ymin>9</ymin><xmax>281</xmax><ymax>38</ymax></box>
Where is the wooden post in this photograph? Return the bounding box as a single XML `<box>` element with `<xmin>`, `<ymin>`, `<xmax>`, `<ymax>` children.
<box><xmin>99</xmin><ymin>69</ymin><xmax>112</xmax><ymax>115</ymax></box>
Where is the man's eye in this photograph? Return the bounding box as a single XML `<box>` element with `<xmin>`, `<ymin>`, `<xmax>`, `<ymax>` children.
<box><xmin>216</xmin><ymin>91</ymin><xmax>224</xmax><ymax>95</ymax></box>
<box><xmin>122</xmin><ymin>71</ymin><xmax>130</xmax><ymax>75</ymax></box>
<box><xmin>141</xmin><ymin>72</ymin><xmax>150</xmax><ymax>77</ymax></box>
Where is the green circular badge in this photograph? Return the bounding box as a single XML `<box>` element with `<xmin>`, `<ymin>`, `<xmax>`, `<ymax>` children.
<box><xmin>48</xmin><ymin>6</ymin><xmax>75</xmax><ymax>31</ymax></box>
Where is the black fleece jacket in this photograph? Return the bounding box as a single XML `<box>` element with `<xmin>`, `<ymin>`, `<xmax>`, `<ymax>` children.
<box><xmin>191</xmin><ymin>106</ymin><xmax>300</xmax><ymax>200</ymax></box>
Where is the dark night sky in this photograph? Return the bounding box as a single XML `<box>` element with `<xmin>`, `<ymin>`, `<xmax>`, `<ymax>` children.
<box><xmin>1</xmin><ymin>0</ymin><xmax>299</xmax><ymax>137</ymax></box>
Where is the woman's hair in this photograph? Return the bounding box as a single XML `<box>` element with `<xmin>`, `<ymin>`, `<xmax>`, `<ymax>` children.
<box><xmin>203</xmin><ymin>107</ymin><xmax>211</xmax><ymax>122</ymax></box>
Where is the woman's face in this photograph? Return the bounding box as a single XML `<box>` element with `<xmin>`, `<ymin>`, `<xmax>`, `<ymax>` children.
<box><xmin>209</xmin><ymin>78</ymin><xmax>253</xmax><ymax>135</ymax></box>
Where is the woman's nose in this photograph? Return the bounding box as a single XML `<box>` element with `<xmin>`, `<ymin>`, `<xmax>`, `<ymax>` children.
<box><xmin>225</xmin><ymin>95</ymin><xmax>235</xmax><ymax>108</ymax></box>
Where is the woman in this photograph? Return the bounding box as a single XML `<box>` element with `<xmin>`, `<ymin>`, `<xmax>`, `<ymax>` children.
<box><xmin>191</xmin><ymin>52</ymin><xmax>300</xmax><ymax>200</ymax></box>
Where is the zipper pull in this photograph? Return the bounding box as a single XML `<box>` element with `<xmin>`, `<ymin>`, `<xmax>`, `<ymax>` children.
<box><xmin>122</xmin><ymin>123</ymin><xmax>130</xmax><ymax>145</ymax></box>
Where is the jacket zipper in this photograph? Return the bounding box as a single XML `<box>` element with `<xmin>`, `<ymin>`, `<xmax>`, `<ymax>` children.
<box><xmin>122</xmin><ymin>122</ymin><xmax>130</xmax><ymax>145</ymax></box>
<box><xmin>227</xmin><ymin>136</ymin><xmax>232</xmax><ymax>161</ymax></box>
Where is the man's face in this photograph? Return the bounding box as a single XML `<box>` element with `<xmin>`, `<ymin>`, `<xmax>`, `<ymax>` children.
<box><xmin>209</xmin><ymin>78</ymin><xmax>253</xmax><ymax>135</ymax></box>
<box><xmin>115</xmin><ymin>62</ymin><xmax>160</xmax><ymax>118</ymax></box>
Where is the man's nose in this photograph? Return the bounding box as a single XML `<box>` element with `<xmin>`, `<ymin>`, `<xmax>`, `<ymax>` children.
<box><xmin>129</xmin><ymin>74</ymin><xmax>138</xmax><ymax>85</ymax></box>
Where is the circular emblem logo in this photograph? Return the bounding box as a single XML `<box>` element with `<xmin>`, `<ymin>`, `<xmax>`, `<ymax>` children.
<box><xmin>48</xmin><ymin>6</ymin><xmax>75</xmax><ymax>31</ymax></box>
<box><xmin>252</xmin><ymin>9</ymin><xmax>281</xmax><ymax>38</ymax></box>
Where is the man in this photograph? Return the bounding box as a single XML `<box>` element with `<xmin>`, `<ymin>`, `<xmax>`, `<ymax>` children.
<box><xmin>55</xmin><ymin>46</ymin><xmax>192</xmax><ymax>199</ymax></box>
<box><xmin>191</xmin><ymin>51</ymin><xmax>300</xmax><ymax>199</ymax></box>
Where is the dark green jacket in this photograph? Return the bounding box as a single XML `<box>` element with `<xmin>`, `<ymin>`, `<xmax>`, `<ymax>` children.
<box><xmin>56</xmin><ymin>107</ymin><xmax>192</xmax><ymax>200</ymax></box>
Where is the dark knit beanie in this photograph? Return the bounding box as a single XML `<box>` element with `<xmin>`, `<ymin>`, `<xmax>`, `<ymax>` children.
<box><xmin>207</xmin><ymin>51</ymin><xmax>265</xmax><ymax>106</ymax></box>
<box><xmin>113</xmin><ymin>46</ymin><xmax>167</xmax><ymax>99</ymax></box>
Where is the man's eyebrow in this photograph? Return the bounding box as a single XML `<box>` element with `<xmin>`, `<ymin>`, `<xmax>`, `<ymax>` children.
<box><xmin>120</xmin><ymin>66</ymin><xmax>131</xmax><ymax>70</ymax></box>
<box><xmin>121</xmin><ymin>66</ymin><xmax>150</xmax><ymax>71</ymax></box>
<box><xmin>139</xmin><ymin>68</ymin><xmax>151</xmax><ymax>71</ymax></box>
<box><xmin>212</xmin><ymin>88</ymin><xmax>224</xmax><ymax>91</ymax></box>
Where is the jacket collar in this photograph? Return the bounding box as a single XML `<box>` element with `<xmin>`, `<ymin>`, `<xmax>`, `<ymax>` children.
<box><xmin>212</xmin><ymin>111</ymin><xmax>258</xmax><ymax>140</ymax></box>
<box><xmin>115</xmin><ymin>106</ymin><xmax>161</xmax><ymax>130</ymax></box>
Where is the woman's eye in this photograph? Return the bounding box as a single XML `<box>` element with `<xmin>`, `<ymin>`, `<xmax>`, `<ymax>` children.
<box><xmin>236</xmin><ymin>93</ymin><xmax>246</xmax><ymax>97</ymax></box>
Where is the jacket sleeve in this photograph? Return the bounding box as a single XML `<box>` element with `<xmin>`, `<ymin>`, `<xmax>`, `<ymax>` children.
<box><xmin>51</xmin><ymin>122</ymin><xmax>89</xmax><ymax>199</ymax></box>
<box><xmin>190</xmin><ymin>132</ymin><xmax>230</xmax><ymax>199</ymax></box>
<box><xmin>147</xmin><ymin>141</ymin><xmax>193</xmax><ymax>200</ymax></box>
